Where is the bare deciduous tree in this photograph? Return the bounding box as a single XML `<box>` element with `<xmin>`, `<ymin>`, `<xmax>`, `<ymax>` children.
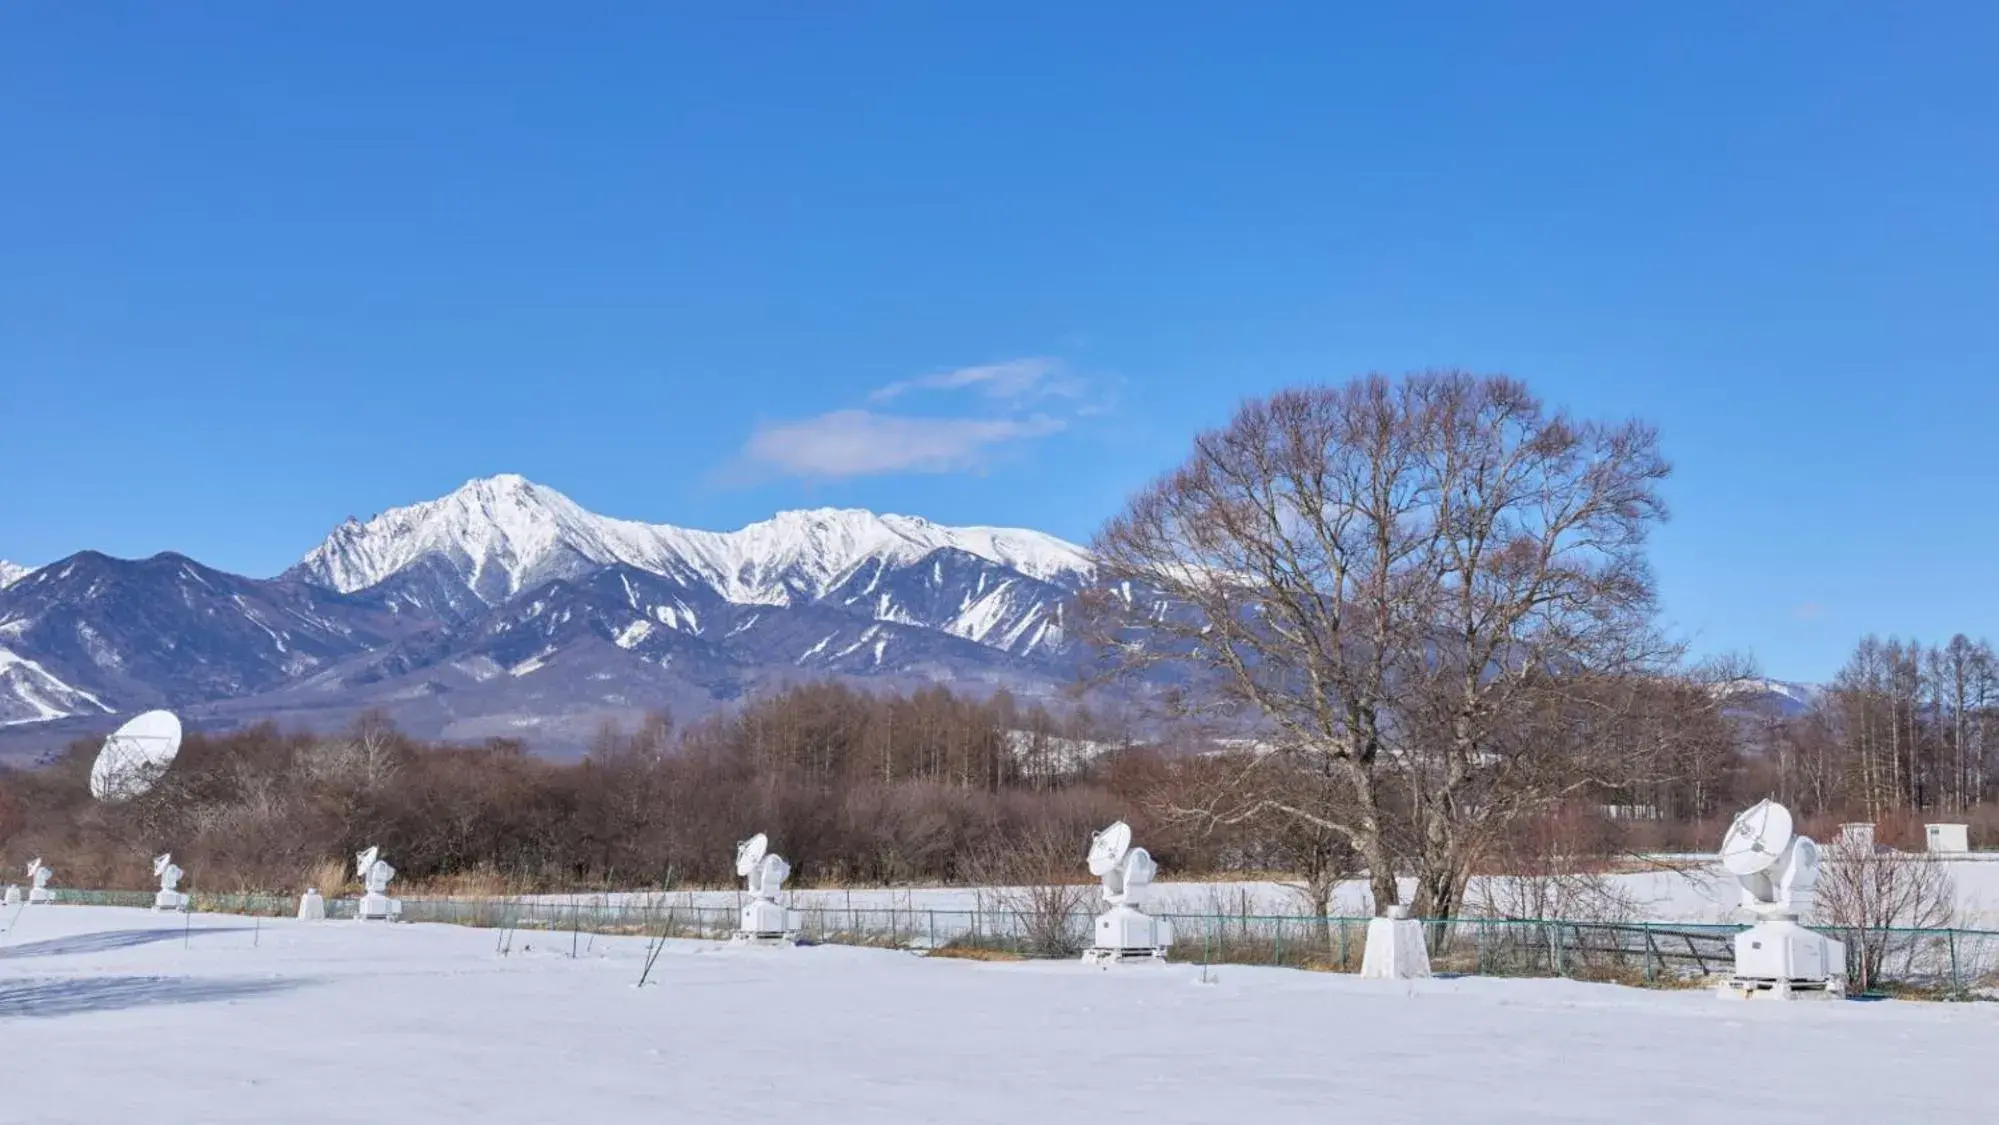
<box><xmin>1817</xmin><ymin>840</ymin><xmax>1957</xmax><ymax>992</ymax></box>
<box><xmin>964</xmin><ymin>823</ymin><xmax>1092</xmax><ymax>957</ymax></box>
<box><xmin>1089</xmin><ymin>372</ymin><xmax>1672</xmax><ymax>917</ymax></box>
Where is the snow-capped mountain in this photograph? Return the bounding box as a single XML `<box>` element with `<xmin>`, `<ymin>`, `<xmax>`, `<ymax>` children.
<box><xmin>0</xmin><ymin>551</ymin><xmax>413</xmax><ymax>726</ymax></box>
<box><xmin>290</xmin><ymin>474</ymin><xmax>1092</xmax><ymax>608</ymax></box>
<box><xmin>0</xmin><ymin>560</ymin><xmax>33</xmax><ymax>589</ymax></box>
<box><xmin>1718</xmin><ymin>677</ymin><xmax>1823</xmax><ymax>720</ymax></box>
<box><xmin>0</xmin><ymin>476</ymin><xmax>1105</xmax><ymax>756</ymax></box>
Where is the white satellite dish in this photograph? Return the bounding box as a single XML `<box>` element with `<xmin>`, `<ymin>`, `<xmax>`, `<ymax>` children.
<box><xmin>89</xmin><ymin>710</ymin><xmax>183</xmax><ymax>802</ymax></box>
<box><xmin>735</xmin><ymin>833</ymin><xmax>770</xmax><ymax>878</ymax></box>
<box><xmin>25</xmin><ymin>857</ymin><xmax>54</xmax><ymax>904</ymax></box>
<box><xmin>152</xmin><ymin>853</ymin><xmax>188</xmax><ymax>912</ymax></box>
<box><xmin>354</xmin><ymin>845</ymin><xmax>400</xmax><ymax>921</ymax></box>
<box><xmin>731</xmin><ymin>832</ymin><xmax>796</xmax><ymax>944</ymax></box>
<box><xmin>1082</xmin><ymin>821</ymin><xmax>1173</xmax><ymax>964</ymax></box>
<box><xmin>1721</xmin><ymin>797</ymin><xmax>1795</xmax><ymax>877</ymax></box>
<box><xmin>1087</xmin><ymin>821</ymin><xmax>1133</xmax><ymax>877</ymax></box>
<box><xmin>1716</xmin><ymin>798</ymin><xmax>1846</xmax><ymax>999</ymax></box>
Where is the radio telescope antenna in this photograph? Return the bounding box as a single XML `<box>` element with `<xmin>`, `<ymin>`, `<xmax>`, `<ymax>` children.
<box><xmin>731</xmin><ymin>833</ymin><xmax>797</xmax><ymax>945</ymax></box>
<box><xmin>25</xmin><ymin>857</ymin><xmax>55</xmax><ymax>905</ymax></box>
<box><xmin>152</xmin><ymin>853</ymin><xmax>188</xmax><ymax>912</ymax></box>
<box><xmin>353</xmin><ymin>845</ymin><xmax>401</xmax><ymax>922</ymax></box>
<box><xmin>735</xmin><ymin>834</ymin><xmax>770</xmax><ymax>880</ymax></box>
<box><xmin>1087</xmin><ymin>821</ymin><xmax>1132</xmax><ymax>877</ymax></box>
<box><xmin>1717</xmin><ymin>798</ymin><xmax>1846</xmax><ymax>999</ymax></box>
<box><xmin>90</xmin><ymin>711</ymin><xmax>183</xmax><ymax>802</ymax></box>
<box><xmin>1082</xmin><ymin>821</ymin><xmax>1172</xmax><ymax>965</ymax></box>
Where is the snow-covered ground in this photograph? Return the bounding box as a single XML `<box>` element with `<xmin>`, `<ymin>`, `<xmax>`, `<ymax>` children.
<box><xmin>3</xmin><ymin>904</ymin><xmax>1994</xmax><ymax>1123</ymax></box>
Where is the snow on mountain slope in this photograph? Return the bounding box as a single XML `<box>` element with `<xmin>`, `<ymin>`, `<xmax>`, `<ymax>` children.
<box><xmin>0</xmin><ymin>560</ymin><xmax>32</xmax><ymax>589</ymax></box>
<box><xmin>0</xmin><ymin>642</ymin><xmax>111</xmax><ymax>725</ymax></box>
<box><xmin>291</xmin><ymin>475</ymin><xmax>1093</xmax><ymax>608</ymax></box>
<box><xmin>1717</xmin><ymin>677</ymin><xmax>1822</xmax><ymax>718</ymax></box>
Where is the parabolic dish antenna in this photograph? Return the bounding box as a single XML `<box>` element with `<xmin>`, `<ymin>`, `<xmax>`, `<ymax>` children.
<box><xmin>1720</xmin><ymin>798</ymin><xmax>1795</xmax><ymax>877</ymax></box>
<box><xmin>89</xmin><ymin>710</ymin><xmax>183</xmax><ymax>802</ymax></box>
<box><xmin>355</xmin><ymin>846</ymin><xmax>381</xmax><ymax>878</ymax></box>
<box><xmin>1088</xmin><ymin>821</ymin><xmax>1133</xmax><ymax>877</ymax></box>
<box><xmin>735</xmin><ymin>833</ymin><xmax>770</xmax><ymax>878</ymax></box>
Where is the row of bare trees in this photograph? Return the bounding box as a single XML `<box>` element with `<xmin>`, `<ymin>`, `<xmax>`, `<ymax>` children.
<box><xmin>1723</xmin><ymin>635</ymin><xmax>1999</xmax><ymax>835</ymax></box>
<box><xmin>0</xmin><ymin>687</ymin><xmax>1155</xmax><ymax>893</ymax></box>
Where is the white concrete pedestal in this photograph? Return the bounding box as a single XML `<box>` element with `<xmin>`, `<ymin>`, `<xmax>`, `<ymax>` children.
<box><xmin>1360</xmin><ymin>906</ymin><xmax>1432</xmax><ymax>979</ymax></box>
<box><xmin>1</xmin><ymin>885</ymin><xmax>18</xmax><ymax>908</ymax></box>
<box><xmin>26</xmin><ymin>887</ymin><xmax>54</xmax><ymax>905</ymax></box>
<box><xmin>154</xmin><ymin>890</ymin><xmax>190</xmax><ymax>912</ymax></box>
<box><xmin>1720</xmin><ymin>918</ymin><xmax>1847</xmax><ymax>1000</ymax></box>
<box><xmin>357</xmin><ymin>891</ymin><xmax>401</xmax><ymax>921</ymax></box>
<box><xmin>1083</xmin><ymin>905</ymin><xmax>1175</xmax><ymax>965</ymax></box>
<box><xmin>731</xmin><ymin>899</ymin><xmax>798</xmax><ymax>945</ymax></box>
<box><xmin>297</xmin><ymin>889</ymin><xmax>326</xmax><ymax>921</ymax></box>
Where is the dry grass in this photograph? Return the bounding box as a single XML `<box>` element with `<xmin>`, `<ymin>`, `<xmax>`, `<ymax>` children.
<box><xmin>304</xmin><ymin>858</ymin><xmax>350</xmax><ymax>897</ymax></box>
<box><xmin>927</xmin><ymin>944</ymin><xmax>1029</xmax><ymax>962</ymax></box>
<box><xmin>395</xmin><ymin>867</ymin><xmax>525</xmax><ymax>898</ymax></box>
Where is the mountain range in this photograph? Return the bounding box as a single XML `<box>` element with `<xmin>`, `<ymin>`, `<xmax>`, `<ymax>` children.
<box><xmin>0</xmin><ymin>476</ymin><xmax>1105</xmax><ymax>759</ymax></box>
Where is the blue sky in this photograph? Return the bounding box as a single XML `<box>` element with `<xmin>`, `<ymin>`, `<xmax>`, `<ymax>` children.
<box><xmin>3</xmin><ymin>4</ymin><xmax>1995</xmax><ymax>682</ymax></box>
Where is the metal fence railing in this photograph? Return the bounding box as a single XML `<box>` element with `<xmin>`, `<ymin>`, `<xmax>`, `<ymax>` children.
<box><xmin>28</xmin><ymin>890</ymin><xmax>1999</xmax><ymax>998</ymax></box>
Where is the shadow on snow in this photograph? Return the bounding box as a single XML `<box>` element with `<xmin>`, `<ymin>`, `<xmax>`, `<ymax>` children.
<box><xmin>0</xmin><ymin>974</ymin><xmax>311</xmax><ymax>1019</ymax></box>
<box><xmin>0</xmin><ymin>927</ymin><xmax>254</xmax><ymax>960</ymax></box>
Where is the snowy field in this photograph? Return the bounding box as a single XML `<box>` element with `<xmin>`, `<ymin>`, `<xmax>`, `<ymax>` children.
<box><xmin>5</xmin><ymin>905</ymin><xmax>1998</xmax><ymax>1124</ymax></box>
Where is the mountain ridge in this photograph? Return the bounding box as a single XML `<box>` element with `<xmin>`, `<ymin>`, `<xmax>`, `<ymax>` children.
<box><xmin>0</xmin><ymin>477</ymin><xmax>1103</xmax><ymax>754</ymax></box>
<box><xmin>289</xmin><ymin>474</ymin><xmax>1092</xmax><ymax>606</ymax></box>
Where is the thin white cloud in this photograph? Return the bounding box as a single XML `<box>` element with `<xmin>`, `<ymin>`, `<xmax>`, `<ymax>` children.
<box><xmin>1792</xmin><ymin>602</ymin><xmax>1828</xmax><ymax>622</ymax></box>
<box><xmin>741</xmin><ymin>410</ymin><xmax>1067</xmax><ymax>480</ymax></box>
<box><xmin>870</xmin><ymin>357</ymin><xmax>1078</xmax><ymax>404</ymax></box>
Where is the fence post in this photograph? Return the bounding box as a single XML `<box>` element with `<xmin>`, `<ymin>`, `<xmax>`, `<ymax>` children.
<box><xmin>1949</xmin><ymin>929</ymin><xmax>1961</xmax><ymax>997</ymax></box>
<box><xmin>1273</xmin><ymin>919</ymin><xmax>1284</xmax><ymax>966</ymax></box>
<box><xmin>1339</xmin><ymin>920</ymin><xmax>1348</xmax><ymax>970</ymax></box>
<box><xmin>929</xmin><ymin>910</ymin><xmax>936</xmax><ymax>951</ymax></box>
<box><xmin>1643</xmin><ymin>922</ymin><xmax>1654</xmax><ymax>984</ymax></box>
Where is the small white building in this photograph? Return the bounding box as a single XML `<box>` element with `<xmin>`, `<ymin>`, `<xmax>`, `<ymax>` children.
<box><xmin>1839</xmin><ymin>822</ymin><xmax>1876</xmax><ymax>851</ymax></box>
<box><xmin>1925</xmin><ymin>823</ymin><xmax>1970</xmax><ymax>854</ymax></box>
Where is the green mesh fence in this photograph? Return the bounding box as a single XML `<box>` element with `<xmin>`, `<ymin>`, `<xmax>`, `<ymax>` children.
<box><xmin>25</xmin><ymin>890</ymin><xmax>1999</xmax><ymax>997</ymax></box>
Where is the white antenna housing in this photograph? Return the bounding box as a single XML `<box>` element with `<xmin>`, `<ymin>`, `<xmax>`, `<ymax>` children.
<box><xmin>1082</xmin><ymin>821</ymin><xmax>1173</xmax><ymax>965</ymax></box>
<box><xmin>353</xmin><ymin>845</ymin><xmax>401</xmax><ymax>922</ymax></box>
<box><xmin>1718</xmin><ymin>798</ymin><xmax>1846</xmax><ymax>999</ymax></box>
<box><xmin>731</xmin><ymin>833</ymin><xmax>798</xmax><ymax>945</ymax></box>
<box><xmin>152</xmin><ymin>852</ymin><xmax>189</xmax><ymax>912</ymax></box>
<box><xmin>90</xmin><ymin>711</ymin><xmax>183</xmax><ymax>802</ymax></box>
<box><xmin>25</xmin><ymin>857</ymin><xmax>55</xmax><ymax>905</ymax></box>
